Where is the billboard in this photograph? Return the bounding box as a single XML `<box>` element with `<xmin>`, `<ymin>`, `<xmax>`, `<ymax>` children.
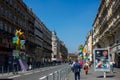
<box><xmin>94</xmin><ymin>48</ymin><xmax>110</xmax><ymax>71</ymax></box>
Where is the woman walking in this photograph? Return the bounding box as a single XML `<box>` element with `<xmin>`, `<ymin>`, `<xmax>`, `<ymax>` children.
<box><xmin>83</xmin><ymin>62</ymin><xmax>89</xmax><ymax>75</ymax></box>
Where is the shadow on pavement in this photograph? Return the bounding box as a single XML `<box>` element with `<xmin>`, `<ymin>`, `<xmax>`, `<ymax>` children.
<box><xmin>97</xmin><ymin>75</ymin><xmax>115</xmax><ymax>78</ymax></box>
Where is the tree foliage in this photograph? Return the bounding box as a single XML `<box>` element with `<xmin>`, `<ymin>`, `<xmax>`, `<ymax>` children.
<box><xmin>78</xmin><ymin>44</ymin><xmax>83</xmax><ymax>50</ymax></box>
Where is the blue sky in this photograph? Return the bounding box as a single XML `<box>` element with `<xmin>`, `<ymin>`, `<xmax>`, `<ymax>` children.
<box><xmin>23</xmin><ymin>0</ymin><xmax>100</xmax><ymax>53</ymax></box>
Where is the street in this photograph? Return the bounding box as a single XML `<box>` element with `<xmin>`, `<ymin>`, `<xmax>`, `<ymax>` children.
<box><xmin>0</xmin><ymin>64</ymin><xmax>69</xmax><ymax>80</ymax></box>
<box><xmin>0</xmin><ymin>63</ymin><xmax>120</xmax><ymax>80</ymax></box>
<box><xmin>0</xmin><ymin>0</ymin><xmax>120</xmax><ymax>80</ymax></box>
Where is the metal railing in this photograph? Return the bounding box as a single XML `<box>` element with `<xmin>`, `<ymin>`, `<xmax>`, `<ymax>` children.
<box><xmin>0</xmin><ymin>65</ymin><xmax>20</xmax><ymax>75</ymax></box>
<box><xmin>39</xmin><ymin>66</ymin><xmax>71</xmax><ymax>80</ymax></box>
<box><xmin>0</xmin><ymin>64</ymin><xmax>71</xmax><ymax>80</ymax></box>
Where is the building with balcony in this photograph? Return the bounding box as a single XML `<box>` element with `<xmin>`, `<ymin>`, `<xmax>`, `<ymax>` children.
<box><xmin>52</xmin><ymin>31</ymin><xmax>68</xmax><ymax>62</ymax></box>
<box><xmin>42</xmin><ymin>23</ymin><xmax>52</xmax><ymax>63</ymax></box>
<box><xmin>51</xmin><ymin>31</ymin><xmax>60</xmax><ymax>62</ymax></box>
<box><xmin>84</xmin><ymin>30</ymin><xmax>93</xmax><ymax>61</ymax></box>
<box><xmin>34</xmin><ymin>16</ymin><xmax>43</xmax><ymax>63</ymax></box>
<box><xmin>59</xmin><ymin>41</ymin><xmax>68</xmax><ymax>62</ymax></box>
<box><xmin>0</xmin><ymin>0</ymin><xmax>52</xmax><ymax>69</ymax></box>
<box><xmin>92</xmin><ymin>0</ymin><xmax>120</xmax><ymax>67</ymax></box>
<box><xmin>0</xmin><ymin>0</ymin><xmax>32</xmax><ymax>68</ymax></box>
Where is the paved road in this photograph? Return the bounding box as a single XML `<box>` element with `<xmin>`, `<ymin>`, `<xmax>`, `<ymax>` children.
<box><xmin>67</xmin><ymin>66</ymin><xmax>120</xmax><ymax>80</ymax></box>
<box><xmin>1</xmin><ymin>64</ymin><xmax>120</xmax><ymax>80</ymax></box>
<box><xmin>0</xmin><ymin>64</ymin><xmax>69</xmax><ymax>80</ymax></box>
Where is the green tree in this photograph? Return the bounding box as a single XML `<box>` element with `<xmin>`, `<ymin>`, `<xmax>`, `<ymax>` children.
<box><xmin>78</xmin><ymin>44</ymin><xmax>83</xmax><ymax>58</ymax></box>
<box><xmin>78</xmin><ymin>44</ymin><xmax>83</xmax><ymax>50</ymax></box>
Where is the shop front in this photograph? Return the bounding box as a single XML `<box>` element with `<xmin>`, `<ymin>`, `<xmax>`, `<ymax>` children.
<box><xmin>0</xmin><ymin>47</ymin><xmax>13</xmax><ymax>73</ymax></box>
<box><xmin>115</xmin><ymin>51</ymin><xmax>120</xmax><ymax>68</ymax></box>
<box><xmin>110</xmin><ymin>44</ymin><xmax>120</xmax><ymax>68</ymax></box>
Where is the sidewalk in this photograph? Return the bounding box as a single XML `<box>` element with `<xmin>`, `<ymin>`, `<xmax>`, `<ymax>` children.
<box><xmin>0</xmin><ymin>64</ymin><xmax>60</xmax><ymax>78</ymax></box>
<box><xmin>67</xmin><ymin>67</ymin><xmax>120</xmax><ymax>80</ymax></box>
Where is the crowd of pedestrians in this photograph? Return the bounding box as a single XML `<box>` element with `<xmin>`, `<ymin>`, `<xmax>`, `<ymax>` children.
<box><xmin>70</xmin><ymin>58</ymin><xmax>116</xmax><ymax>80</ymax></box>
<box><xmin>70</xmin><ymin>58</ymin><xmax>91</xmax><ymax>80</ymax></box>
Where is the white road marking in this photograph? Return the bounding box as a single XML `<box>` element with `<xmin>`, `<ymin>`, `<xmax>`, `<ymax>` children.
<box><xmin>24</xmin><ymin>72</ymin><xmax>33</xmax><ymax>75</ymax></box>
<box><xmin>8</xmin><ymin>75</ymin><xmax>21</xmax><ymax>79</ymax></box>
<box><xmin>49</xmin><ymin>73</ymin><xmax>53</xmax><ymax>75</ymax></box>
<box><xmin>39</xmin><ymin>76</ymin><xmax>47</xmax><ymax>80</ymax></box>
<box><xmin>54</xmin><ymin>71</ymin><xmax>57</xmax><ymax>73</ymax></box>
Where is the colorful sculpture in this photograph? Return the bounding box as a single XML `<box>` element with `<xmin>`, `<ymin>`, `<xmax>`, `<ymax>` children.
<box><xmin>12</xmin><ymin>29</ymin><xmax>25</xmax><ymax>50</ymax></box>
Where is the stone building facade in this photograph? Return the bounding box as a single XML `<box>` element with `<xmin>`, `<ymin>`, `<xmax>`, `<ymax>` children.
<box><xmin>93</xmin><ymin>0</ymin><xmax>120</xmax><ymax>67</ymax></box>
<box><xmin>52</xmin><ymin>31</ymin><xmax>68</xmax><ymax>62</ymax></box>
<box><xmin>84</xmin><ymin>30</ymin><xmax>93</xmax><ymax>61</ymax></box>
<box><xmin>0</xmin><ymin>0</ymin><xmax>52</xmax><ymax>68</ymax></box>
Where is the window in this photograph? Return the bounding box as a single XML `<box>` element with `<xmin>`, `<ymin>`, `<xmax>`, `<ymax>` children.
<box><xmin>8</xmin><ymin>26</ymin><xmax>11</xmax><ymax>33</ymax></box>
<box><xmin>9</xmin><ymin>0</ymin><xmax>12</xmax><ymax>6</ymax></box>
<box><xmin>0</xmin><ymin>21</ymin><xmax>3</xmax><ymax>30</ymax></box>
<box><xmin>4</xmin><ymin>23</ymin><xmax>7</xmax><ymax>31</ymax></box>
<box><xmin>0</xmin><ymin>7</ymin><xmax>4</xmax><ymax>15</ymax></box>
<box><xmin>0</xmin><ymin>21</ymin><xmax>4</xmax><ymax>30</ymax></box>
<box><xmin>0</xmin><ymin>38</ymin><xmax>2</xmax><ymax>43</ymax></box>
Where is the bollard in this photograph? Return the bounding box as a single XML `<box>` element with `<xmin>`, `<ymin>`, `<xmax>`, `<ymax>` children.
<box><xmin>103</xmin><ymin>71</ymin><xmax>106</xmax><ymax>78</ymax></box>
<box><xmin>46</xmin><ymin>76</ymin><xmax>48</xmax><ymax>80</ymax></box>
<box><xmin>57</xmin><ymin>71</ymin><xmax>59</xmax><ymax>80</ymax></box>
<box><xmin>2</xmin><ymin>66</ymin><xmax>4</xmax><ymax>75</ymax></box>
<box><xmin>59</xmin><ymin>70</ymin><xmax>61</xmax><ymax>80</ymax></box>
<box><xmin>17</xmin><ymin>65</ymin><xmax>19</xmax><ymax>73</ymax></box>
<box><xmin>53</xmin><ymin>72</ymin><xmax>55</xmax><ymax>80</ymax></box>
<box><xmin>7</xmin><ymin>66</ymin><xmax>9</xmax><ymax>75</ymax></box>
<box><xmin>65</xmin><ymin>68</ymin><xmax>67</xmax><ymax>80</ymax></box>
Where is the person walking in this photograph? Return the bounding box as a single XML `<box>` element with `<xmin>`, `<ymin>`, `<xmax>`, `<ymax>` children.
<box><xmin>71</xmin><ymin>58</ymin><xmax>82</xmax><ymax>80</ymax></box>
<box><xmin>13</xmin><ymin>59</ymin><xmax>18</xmax><ymax>74</ymax></box>
<box><xmin>83</xmin><ymin>62</ymin><xmax>89</xmax><ymax>75</ymax></box>
<box><xmin>110</xmin><ymin>59</ymin><xmax>115</xmax><ymax>73</ymax></box>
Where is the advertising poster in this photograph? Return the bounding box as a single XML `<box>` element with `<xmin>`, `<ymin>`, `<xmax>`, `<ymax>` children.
<box><xmin>94</xmin><ymin>48</ymin><xmax>110</xmax><ymax>71</ymax></box>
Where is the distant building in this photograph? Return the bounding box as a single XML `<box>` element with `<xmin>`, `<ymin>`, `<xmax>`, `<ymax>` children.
<box><xmin>52</xmin><ymin>31</ymin><xmax>68</xmax><ymax>62</ymax></box>
<box><xmin>68</xmin><ymin>53</ymin><xmax>77</xmax><ymax>61</ymax></box>
<box><xmin>84</xmin><ymin>30</ymin><xmax>93</xmax><ymax>61</ymax></box>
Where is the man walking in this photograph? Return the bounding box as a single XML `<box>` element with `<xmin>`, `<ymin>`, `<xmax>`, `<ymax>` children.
<box><xmin>71</xmin><ymin>58</ymin><xmax>82</xmax><ymax>80</ymax></box>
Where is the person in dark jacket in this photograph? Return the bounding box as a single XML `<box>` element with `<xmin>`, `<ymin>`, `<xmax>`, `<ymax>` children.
<box><xmin>13</xmin><ymin>58</ymin><xmax>18</xmax><ymax>74</ymax></box>
<box><xmin>71</xmin><ymin>58</ymin><xmax>81</xmax><ymax>80</ymax></box>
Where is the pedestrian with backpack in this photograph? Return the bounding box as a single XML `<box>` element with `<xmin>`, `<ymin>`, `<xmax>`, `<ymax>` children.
<box><xmin>71</xmin><ymin>58</ymin><xmax>82</xmax><ymax>80</ymax></box>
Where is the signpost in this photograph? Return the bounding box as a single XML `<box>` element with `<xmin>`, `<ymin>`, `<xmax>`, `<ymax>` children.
<box><xmin>93</xmin><ymin>48</ymin><xmax>110</xmax><ymax>78</ymax></box>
